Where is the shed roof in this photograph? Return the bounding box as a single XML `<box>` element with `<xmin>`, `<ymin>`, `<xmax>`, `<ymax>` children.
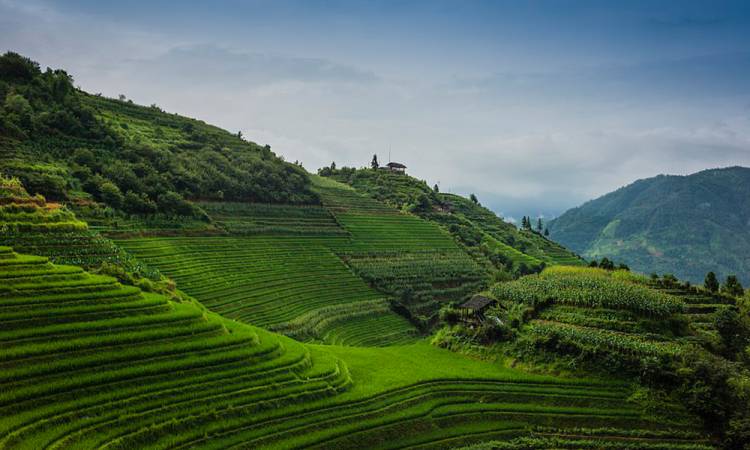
<box><xmin>386</xmin><ymin>162</ymin><xmax>407</xmax><ymax>168</ymax></box>
<box><xmin>460</xmin><ymin>295</ymin><xmax>495</xmax><ymax>310</ymax></box>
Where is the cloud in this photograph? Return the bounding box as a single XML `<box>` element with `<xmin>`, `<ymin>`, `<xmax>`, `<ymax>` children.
<box><xmin>2</xmin><ymin>0</ymin><xmax>750</xmax><ymax>223</ymax></box>
<box><xmin>128</xmin><ymin>45</ymin><xmax>379</xmax><ymax>88</ymax></box>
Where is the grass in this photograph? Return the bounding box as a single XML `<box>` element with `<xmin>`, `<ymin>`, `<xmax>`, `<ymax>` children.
<box><xmin>116</xmin><ymin>236</ymin><xmax>419</xmax><ymax>346</ymax></box>
<box><xmin>0</xmin><ymin>249</ymin><xmax>709</xmax><ymax>449</ymax></box>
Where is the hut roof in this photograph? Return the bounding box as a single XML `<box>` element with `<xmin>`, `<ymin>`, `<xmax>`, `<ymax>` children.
<box><xmin>460</xmin><ymin>295</ymin><xmax>495</xmax><ymax>310</ymax></box>
<box><xmin>386</xmin><ymin>162</ymin><xmax>407</xmax><ymax>169</ymax></box>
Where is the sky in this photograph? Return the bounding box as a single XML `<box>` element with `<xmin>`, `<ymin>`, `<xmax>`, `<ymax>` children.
<box><xmin>2</xmin><ymin>0</ymin><xmax>750</xmax><ymax>221</ymax></box>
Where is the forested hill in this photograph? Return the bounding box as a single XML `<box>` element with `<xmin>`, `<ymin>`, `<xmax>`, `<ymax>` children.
<box><xmin>0</xmin><ymin>52</ymin><xmax>316</xmax><ymax>217</ymax></box>
<box><xmin>548</xmin><ymin>166</ymin><xmax>750</xmax><ymax>284</ymax></box>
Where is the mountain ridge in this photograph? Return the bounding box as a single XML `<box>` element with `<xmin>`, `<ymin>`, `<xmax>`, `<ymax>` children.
<box><xmin>549</xmin><ymin>166</ymin><xmax>750</xmax><ymax>284</ymax></box>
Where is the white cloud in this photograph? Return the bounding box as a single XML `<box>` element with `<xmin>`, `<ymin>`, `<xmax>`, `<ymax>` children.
<box><xmin>2</xmin><ymin>0</ymin><xmax>750</xmax><ymax>220</ymax></box>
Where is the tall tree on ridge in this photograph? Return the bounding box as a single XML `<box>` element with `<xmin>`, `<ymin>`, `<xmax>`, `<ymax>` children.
<box><xmin>705</xmin><ymin>271</ymin><xmax>719</xmax><ymax>293</ymax></box>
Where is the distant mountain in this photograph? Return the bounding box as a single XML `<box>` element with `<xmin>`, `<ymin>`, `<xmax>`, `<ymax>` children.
<box><xmin>548</xmin><ymin>166</ymin><xmax>750</xmax><ymax>284</ymax></box>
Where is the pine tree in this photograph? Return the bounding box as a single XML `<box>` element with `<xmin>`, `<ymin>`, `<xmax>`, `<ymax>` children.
<box><xmin>704</xmin><ymin>271</ymin><xmax>719</xmax><ymax>293</ymax></box>
<box><xmin>536</xmin><ymin>218</ymin><xmax>543</xmax><ymax>232</ymax></box>
<box><xmin>470</xmin><ymin>193</ymin><xmax>478</xmax><ymax>204</ymax></box>
<box><xmin>544</xmin><ymin>227</ymin><xmax>549</xmax><ymax>236</ymax></box>
<box><xmin>433</xmin><ymin>184</ymin><xmax>439</xmax><ymax>193</ymax></box>
<box><xmin>721</xmin><ymin>275</ymin><xmax>744</xmax><ymax>297</ymax></box>
<box><xmin>330</xmin><ymin>161</ymin><xmax>336</xmax><ymax>171</ymax></box>
<box><xmin>371</xmin><ymin>154</ymin><xmax>379</xmax><ymax>170</ymax></box>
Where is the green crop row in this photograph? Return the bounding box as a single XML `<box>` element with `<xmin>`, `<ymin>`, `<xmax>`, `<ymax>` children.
<box><xmin>493</xmin><ymin>267</ymin><xmax>684</xmax><ymax>318</ymax></box>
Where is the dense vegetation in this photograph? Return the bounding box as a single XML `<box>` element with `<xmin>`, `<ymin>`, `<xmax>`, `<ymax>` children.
<box><xmin>437</xmin><ymin>266</ymin><xmax>750</xmax><ymax>449</ymax></box>
<box><xmin>1</xmin><ymin>247</ymin><xmax>709</xmax><ymax>449</ymax></box>
<box><xmin>0</xmin><ymin>52</ymin><xmax>317</xmax><ymax>218</ymax></box>
<box><xmin>548</xmin><ymin>166</ymin><xmax>750</xmax><ymax>285</ymax></box>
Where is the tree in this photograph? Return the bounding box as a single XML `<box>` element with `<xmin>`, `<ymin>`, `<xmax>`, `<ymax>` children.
<box><xmin>705</xmin><ymin>272</ymin><xmax>719</xmax><ymax>293</ymax></box>
<box><xmin>330</xmin><ymin>161</ymin><xmax>337</xmax><ymax>171</ymax></box>
<box><xmin>433</xmin><ymin>184</ymin><xmax>439</xmax><ymax>193</ymax></box>
<box><xmin>536</xmin><ymin>218</ymin><xmax>543</xmax><ymax>232</ymax></box>
<box><xmin>3</xmin><ymin>92</ymin><xmax>33</xmax><ymax>130</ymax></box>
<box><xmin>599</xmin><ymin>257</ymin><xmax>615</xmax><ymax>270</ymax></box>
<box><xmin>371</xmin><ymin>154</ymin><xmax>379</xmax><ymax>170</ymax></box>
<box><xmin>99</xmin><ymin>181</ymin><xmax>124</xmax><ymax>208</ymax></box>
<box><xmin>589</xmin><ymin>260</ymin><xmax>599</xmax><ymax>268</ymax></box>
<box><xmin>470</xmin><ymin>193</ymin><xmax>478</xmax><ymax>204</ymax></box>
<box><xmin>544</xmin><ymin>227</ymin><xmax>549</xmax><ymax>237</ymax></box>
<box><xmin>237</xmin><ymin>131</ymin><xmax>243</xmax><ymax>139</ymax></box>
<box><xmin>721</xmin><ymin>275</ymin><xmax>744</xmax><ymax>297</ymax></box>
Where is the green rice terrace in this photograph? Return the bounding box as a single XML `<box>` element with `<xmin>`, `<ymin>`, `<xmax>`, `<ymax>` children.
<box><xmin>0</xmin><ymin>52</ymin><xmax>748</xmax><ymax>448</ymax></box>
<box><xmin>0</xmin><ymin>247</ymin><xmax>714</xmax><ymax>449</ymax></box>
<box><xmin>0</xmin><ymin>174</ymin><xmax>730</xmax><ymax>449</ymax></box>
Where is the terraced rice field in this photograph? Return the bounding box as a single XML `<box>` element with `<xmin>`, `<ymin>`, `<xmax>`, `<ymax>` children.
<box><xmin>652</xmin><ymin>284</ymin><xmax>737</xmax><ymax>345</ymax></box>
<box><xmin>312</xmin><ymin>176</ymin><xmax>490</xmax><ymax>316</ymax></box>
<box><xmin>197</xmin><ymin>201</ymin><xmax>348</xmax><ymax>236</ymax></box>
<box><xmin>116</xmin><ymin>236</ymin><xmax>419</xmax><ymax>346</ymax></box>
<box><xmin>0</xmin><ymin>247</ymin><xmax>350</xmax><ymax>449</ymax></box>
<box><xmin>0</xmin><ymin>178</ymin><xmax>154</xmax><ymax>274</ymax></box>
<box><xmin>492</xmin><ymin>267</ymin><xmax>703</xmax><ymax>364</ymax></box>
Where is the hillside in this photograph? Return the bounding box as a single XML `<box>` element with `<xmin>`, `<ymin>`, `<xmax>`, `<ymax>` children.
<box><xmin>0</xmin><ymin>183</ymin><xmax>711</xmax><ymax>449</ymax></box>
<box><xmin>0</xmin><ymin>52</ymin><xmax>316</xmax><ymax>218</ymax></box>
<box><xmin>321</xmin><ymin>165</ymin><xmax>583</xmax><ymax>275</ymax></box>
<box><xmin>459</xmin><ymin>265</ymin><xmax>750</xmax><ymax>449</ymax></box>
<box><xmin>548</xmin><ymin>167</ymin><xmax>750</xmax><ymax>284</ymax></box>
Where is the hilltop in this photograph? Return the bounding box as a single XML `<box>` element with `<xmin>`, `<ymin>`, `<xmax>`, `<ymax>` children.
<box><xmin>0</xmin><ymin>51</ymin><xmax>316</xmax><ymax>218</ymax></box>
<box><xmin>548</xmin><ymin>166</ymin><xmax>750</xmax><ymax>284</ymax></box>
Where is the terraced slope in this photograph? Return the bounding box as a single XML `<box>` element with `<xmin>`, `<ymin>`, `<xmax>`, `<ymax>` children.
<box><xmin>312</xmin><ymin>176</ymin><xmax>490</xmax><ymax>320</ymax></box>
<box><xmin>0</xmin><ymin>247</ymin><xmax>351</xmax><ymax>449</ymax></box>
<box><xmin>492</xmin><ymin>267</ymin><xmax>689</xmax><ymax>361</ymax></box>
<box><xmin>650</xmin><ymin>282</ymin><xmax>737</xmax><ymax>347</ymax></box>
<box><xmin>319</xmin><ymin>168</ymin><xmax>582</xmax><ymax>271</ymax></box>
<box><xmin>197</xmin><ymin>201</ymin><xmax>348</xmax><ymax>236</ymax></box>
<box><xmin>0</xmin><ymin>177</ymin><xmax>157</xmax><ymax>277</ymax></box>
<box><xmin>117</xmin><ymin>236</ymin><xmax>418</xmax><ymax>346</ymax></box>
<box><xmin>437</xmin><ymin>193</ymin><xmax>584</xmax><ymax>266</ymax></box>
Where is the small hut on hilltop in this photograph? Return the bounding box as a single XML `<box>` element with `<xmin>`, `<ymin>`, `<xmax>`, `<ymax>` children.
<box><xmin>385</xmin><ymin>162</ymin><xmax>407</xmax><ymax>174</ymax></box>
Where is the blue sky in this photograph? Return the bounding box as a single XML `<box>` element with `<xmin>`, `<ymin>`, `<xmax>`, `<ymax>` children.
<box><xmin>2</xmin><ymin>0</ymin><xmax>750</xmax><ymax>220</ymax></box>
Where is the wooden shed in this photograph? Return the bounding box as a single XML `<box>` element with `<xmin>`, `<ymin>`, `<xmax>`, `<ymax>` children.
<box><xmin>459</xmin><ymin>295</ymin><xmax>496</xmax><ymax>322</ymax></box>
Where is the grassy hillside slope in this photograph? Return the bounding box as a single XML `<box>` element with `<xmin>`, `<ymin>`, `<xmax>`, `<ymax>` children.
<box><xmin>0</xmin><ymin>52</ymin><xmax>316</xmax><ymax>218</ymax></box>
<box><xmin>548</xmin><ymin>167</ymin><xmax>750</xmax><ymax>284</ymax></box>
<box><xmin>476</xmin><ymin>265</ymin><xmax>749</xmax><ymax>447</ymax></box>
<box><xmin>321</xmin><ymin>167</ymin><xmax>583</xmax><ymax>274</ymax></box>
<box><xmin>117</xmin><ymin>176</ymin><xmax>489</xmax><ymax>339</ymax></box>
<box><xmin>0</xmin><ymin>247</ymin><xmax>711</xmax><ymax>449</ymax></box>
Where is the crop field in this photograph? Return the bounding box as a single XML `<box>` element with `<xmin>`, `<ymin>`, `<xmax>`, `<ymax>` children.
<box><xmin>488</xmin><ymin>266</ymin><xmax>721</xmax><ymax>369</ymax></box>
<box><xmin>197</xmin><ymin>201</ymin><xmax>348</xmax><ymax>236</ymax></box>
<box><xmin>312</xmin><ymin>176</ymin><xmax>491</xmax><ymax>316</ymax></box>
<box><xmin>0</xmin><ymin>247</ymin><xmax>710</xmax><ymax>449</ymax></box>
<box><xmin>493</xmin><ymin>266</ymin><xmax>684</xmax><ymax>318</ymax></box>
<box><xmin>0</xmin><ymin>247</ymin><xmax>350</xmax><ymax>449</ymax></box>
<box><xmin>649</xmin><ymin>283</ymin><xmax>737</xmax><ymax>345</ymax></box>
<box><xmin>116</xmin><ymin>236</ymin><xmax>419</xmax><ymax>346</ymax></box>
<box><xmin>0</xmin><ymin>177</ymin><xmax>156</xmax><ymax>275</ymax></box>
<box><xmin>437</xmin><ymin>193</ymin><xmax>584</xmax><ymax>266</ymax></box>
